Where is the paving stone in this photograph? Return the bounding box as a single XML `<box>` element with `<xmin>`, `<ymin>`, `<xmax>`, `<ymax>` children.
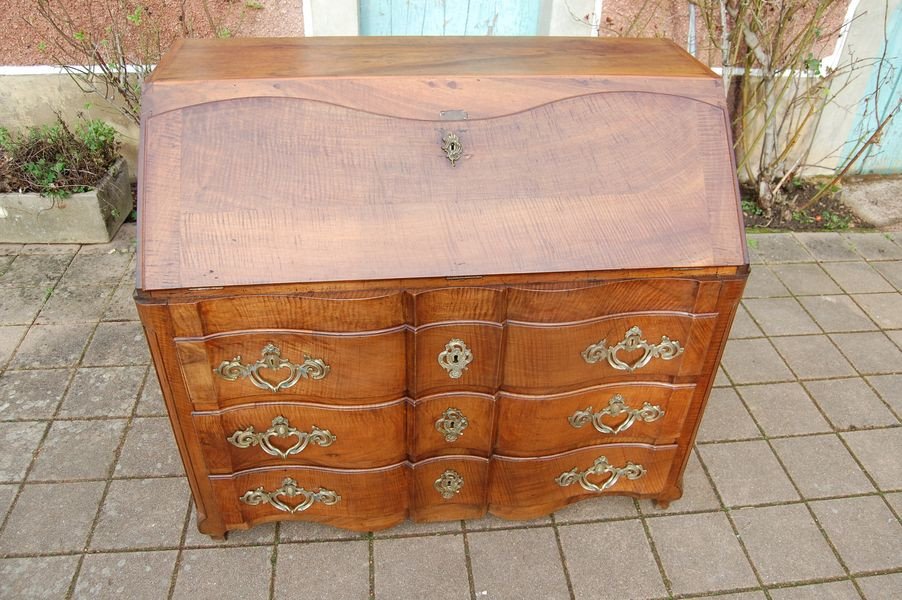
<box><xmin>468</xmin><ymin>528</ymin><xmax>570</xmax><ymax>600</ymax></box>
<box><xmin>746</xmin><ymin>238</ymin><xmax>764</xmax><ymax>264</ymax></box>
<box><xmin>73</xmin><ymin>550</ymin><xmax>178</xmax><ymax>600</ymax></box>
<box><xmin>842</xmin><ymin>428</ymin><xmax>902</xmax><ymax>490</ymax></box>
<box><xmin>91</xmin><ymin>477</ymin><xmax>189</xmax><ymax>550</ymax></box>
<box><xmin>640</xmin><ymin>451</ymin><xmax>721</xmax><ymax>514</ymax></box>
<box><xmin>115</xmin><ymin>417</ymin><xmax>183</xmax><ymax>477</ymax></box>
<box><xmin>0</xmin><ymin>481</ymin><xmax>104</xmax><ymax>553</ymax></box>
<box><xmin>804</xmin><ymin>378</ymin><xmax>897</xmax><ymax>430</ymax></box>
<box><xmin>183</xmin><ymin>504</ymin><xmax>277</xmax><ymax>546</ymax></box>
<box><xmin>771</xmin><ymin>263</ymin><xmax>843</xmax><ymax>295</ymax></box>
<box><xmin>886</xmin><ymin>492</ymin><xmax>902</xmax><ymax>517</ymax></box>
<box><xmin>0</xmin><ymin>421</ymin><xmax>46</xmax><ymax>481</ymax></box>
<box><xmin>374</xmin><ymin>516</ymin><xmax>461</xmax><ymax>537</ymax></box>
<box><xmin>750</xmin><ymin>234</ymin><xmax>813</xmax><ymax>263</ymax></box>
<box><xmin>697</xmin><ymin>387</ymin><xmax>761</xmax><ymax>442</ymax></box>
<box><xmin>29</xmin><ymin>419</ymin><xmax>127</xmax><ymax>481</ymax></box>
<box><xmin>744</xmin><ymin>298</ymin><xmax>821</xmax><ymax>336</ymax></box>
<box><xmin>799</xmin><ymin>295</ymin><xmax>878</xmax><ymax>332</ymax></box>
<box><xmin>743</xmin><ymin>266</ymin><xmax>789</xmax><ymax>298</ymax></box>
<box><xmin>0</xmin><ymin>287</ymin><xmax>46</xmax><ymax>325</ymax></box>
<box><xmin>811</xmin><ymin>496</ymin><xmax>902</xmax><ymax>573</ymax></box>
<box><xmin>829</xmin><ymin>332</ymin><xmax>902</xmax><ymax>375</ymax></box>
<box><xmin>78</xmin><ymin>224</ymin><xmax>136</xmax><ymax>255</ymax></box>
<box><xmin>822</xmin><ymin>262</ymin><xmax>895</xmax><ymax>293</ymax></box>
<box><xmin>866</xmin><ymin>374</ymin><xmax>902</xmax><ymax>416</ymax></box>
<box><xmin>57</xmin><ymin>366</ymin><xmax>145</xmax><ymax>417</ymax></box>
<box><xmin>276</xmin><ymin>541</ymin><xmax>369</xmax><ymax>600</ymax></box>
<box><xmin>771</xmin><ymin>434</ymin><xmax>874</xmax><ymax>499</ymax></box>
<box><xmin>82</xmin><ymin>321</ymin><xmax>149</xmax><ymax>366</ymax></box>
<box><xmin>887</xmin><ymin>328</ymin><xmax>902</xmax><ymax>350</ymax></box>
<box><xmin>553</xmin><ymin>494</ymin><xmax>637</xmax><ymax>522</ymax></box>
<box><xmin>795</xmin><ymin>232</ymin><xmax>860</xmax><ymax>261</ymax></box>
<box><xmin>278</xmin><ymin>518</ymin><xmax>366</xmax><ymax>543</ymax></box>
<box><xmin>737</xmin><ymin>382</ymin><xmax>831</xmax><ymax>436</ymax></box>
<box><xmin>0</xmin><ymin>256</ymin><xmax>11</xmax><ymax>273</ymax></box>
<box><xmin>730</xmin><ymin>304</ymin><xmax>763</xmax><ymax>338</ymax></box>
<box><xmin>698</xmin><ymin>440</ymin><xmax>799</xmax><ymax>506</ymax></box>
<box><xmin>714</xmin><ymin>367</ymin><xmax>730</xmax><ymax>386</ymax></box>
<box><xmin>58</xmin><ymin>251</ymin><xmax>133</xmax><ymax>288</ymax></box>
<box><xmin>172</xmin><ymin>546</ymin><xmax>272</xmax><ymax>600</ymax></box>
<box><xmin>560</xmin><ymin>519</ymin><xmax>666</xmax><ymax>599</ymax></box>
<box><xmin>871</xmin><ymin>260</ymin><xmax>902</xmax><ymax>290</ymax></box>
<box><xmin>731</xmin><ymin>503</ymin><xmax>843</xmax><ymax>584</ymax></box>
<box><xmin>720</xmin><ymin>339</ymin><xmax>794</xmax><ymax>385</ymax></box>
<box><xmin>0</xmin><ymin>243</ymin><xmax>23</xmax><ymax>256</ymax></box>
<box><xmin>103</xmin><ymin>281</ymin><xmax>139</xmax><ymax>321</ymax></box>
<box><xmin>136</xmin><ymin>368</ymin><xmax>167</xmax><ymax>416</ymax></box>
<box><xmin>646</xmin><ymin>511</ymin><xmax>757</xmax><ymax>595</ymax></box>
<box><xmin>9</xmin><ymin>322</ymin><xmax>94</xmax><ymax>368</ymax></box>
<box><xmin>697</xmin><ymin>593</ymin><xmax>767</xmax><ymax>600</ymax></box>
<box><xmin>0</xmin><ymin>484</ymin><xmax>17</xmax><ymax>520</ymax></box>
<box><xmin>20</xmin><ymin>244</ymin><xmax>80</xmax><ymax>255</ymax></box>
<box><xmin>36</xmin><ymin>285</ymin><xmax>114</xmax><ymax>325</ymax></box>
<box><xmin>0</xmin><ymin>368</ymin><xmax>71</xmax><ymax>419</ymax></box>
<box><xmin>768</xmin><ymin>581</ymin><xmax>860</xmax><ymax>600</ymax></box>
<box><xmin>843</xmin><ymin>232</ymin><xmax>902</xmax><ymax>260</ymax></box>
<box><xmin>465</xmin><ymin>512</ymin><xmax>550</xmax><ymax>530</ymax></box>
<box><xmin>0</xmin><ymin>326</ymin><xmax>26</xmax><ymax>366</ymax></box>
<box><xmin>771</xmin><ymin>335</ymin><xmax>856</xmax><ymax>380</ymax></box>
<box><xmin>0</xmin><ymin>556</ymin><xmax>80</xmax><ymax>599</ymax></box>
<box><xmin>0</xmin><ymin>254</ymin><xmax>72</xmax><ymax>286</ymax></box>
<box><xmin>852</xmin><ymin>292</ymin><xmax>902</xmax><ymax>329</ymax></box>
<box><xmin>374</xmin><ymin>535</ymin><xmax>469</xmax><ymax>600</ymax></box>
<box><xmin>857</xmin><ymin>572</ymin><xmax>902</xmax><ymax>599</ymax></box>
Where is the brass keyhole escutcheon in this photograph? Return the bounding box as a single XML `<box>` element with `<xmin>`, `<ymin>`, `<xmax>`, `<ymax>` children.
<box><xmin>441</xmin><ymin>132</ymin><xmax>463</xmax><ymax>166</ymax></box>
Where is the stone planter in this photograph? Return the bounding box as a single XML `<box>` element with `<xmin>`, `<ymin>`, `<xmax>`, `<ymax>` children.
<box><xmin>0</xmin><ymin>158</ymin><xmax>131</xmax><ymax>244</ymax></box>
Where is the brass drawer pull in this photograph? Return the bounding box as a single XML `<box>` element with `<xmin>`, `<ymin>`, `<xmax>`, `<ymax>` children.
<box><xmin>441</xmin><ymin>132</ymin><xmax>463</xmax><ymax>166</ymax></box>
<box><xmin>227</xmin><ymin>416</ymin><xmax>336</xmax><ymax>459</ymax></box>
<box><xmin>214</xmin><ymin>343</ymin><xmax>329</xmax><ymax>392</ymax></box>
<box><xmin>239</xmin><ymin>477</ymin><xmax>340</xmax><ymax>514</ymax></box>
<box><xmin>434</xmin><ymin>469</ymin><xmax>464</xmax><ymax>499</ymax></box>
<box><xmin>556</xmin><ymin>455</ymin><xmax>646</xmax><ymax>493</ymax></box>
<box><xmin>582</xmin><ymin>326</ymin><xmax>684</xmax><ymax>372</ymax></box>
<box><xmin>438</xmin><ymin>338</ymin><xmax>473</xmax><ymax>379</ymax></box>
<box><xmin>569</xmin><ymin>394</ymin><xmax>665</xmax><ymax>435</ymax></box>
<box><xmin>435</xmin><ymin>407</ymin><xmax>469</xmax><ymax>442</ymax></box>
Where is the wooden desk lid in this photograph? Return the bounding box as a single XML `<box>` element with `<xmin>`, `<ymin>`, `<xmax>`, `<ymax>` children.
<box><xmin>137</xmin><ymin>37</ymin><xmax>746</xmax><ymax>291</ymax></box>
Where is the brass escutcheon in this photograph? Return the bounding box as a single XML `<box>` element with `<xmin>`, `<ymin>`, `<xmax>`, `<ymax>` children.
<box><xmin>437</xmin><ymin>338</ymin><xmax>473</xmax><ymax>379</ymax></box>
<box><xmin>434</xmin><ymin>469</ymin><xmax>464</xmax><ymax>499</ymax></box>
<box><xmin>441</xmin><ymin>132</ymin><xmax>463</xmax><ymax>166</ymax></box>
<box><xmin>435</xmin><ymin>407</ymin><xmax>469</xmax><ymax>442</ymax></box>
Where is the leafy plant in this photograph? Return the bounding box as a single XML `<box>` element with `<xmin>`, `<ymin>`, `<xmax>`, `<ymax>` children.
<box><xmin>0</xmin><ymin>115</ymin><xmax>120</xmax><ymax>198</ymax></box>
<box><xmin>818</xmin><ymin>210</ymin><xmax>851</xmax><ymax>231</ymax></box>
<box><xmin>792</xmin><ymin>211</ymin><xmax>815</xmax><ymax>225</ymax></box>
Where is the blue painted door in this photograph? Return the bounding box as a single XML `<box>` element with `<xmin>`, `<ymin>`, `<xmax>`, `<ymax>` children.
<box><xmin>843</xmin><ymin>2</ymin><xmax>902</xmax><ymax>174</ymax></box>
<box><xmin>359</xmin><ymin>0</ymin><xmax>542</xmax><ymax>36</ymax></box>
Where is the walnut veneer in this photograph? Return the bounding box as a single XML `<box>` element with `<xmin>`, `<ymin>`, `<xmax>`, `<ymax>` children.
<box><xmin>136</xmin><ymin>37</ymin><xmax>748</xmax><ymax>538</ymax></box>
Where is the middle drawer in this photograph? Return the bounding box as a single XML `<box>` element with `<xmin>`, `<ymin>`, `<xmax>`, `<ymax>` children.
<box><xmin>194</xmin><ymin>400</ymin><xmax>407</xmax><ymax>472</ymax></box>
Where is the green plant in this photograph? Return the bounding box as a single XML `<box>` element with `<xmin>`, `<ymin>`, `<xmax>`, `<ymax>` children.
<box><xmin>0</xmin><ymin>115</ymin><xmax>120</xmax><ymax>198</ymax></box>
<box><xmin>792</xmin><ymin>210</ymin><xmax>815</xmax><ymax>225</ymax></box>
<box><xmin>741</xmin><ymin>198</ymin><xmax>763</xmax><ymax>216</ymax></box>
<box><xmin>819</xmin><ymin>210</ymin><xmax>850</xmax><ymax>231</ymax></box>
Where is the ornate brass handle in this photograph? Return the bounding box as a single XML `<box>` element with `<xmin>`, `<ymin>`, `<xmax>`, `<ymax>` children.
<box><xmin>435</xmin><ymin>407</ymin><xmax>469</xmax><ymax>442</ymax></box>
<box><xmin>582</xmin><ymin>326</ymin><xmax>684</xmax><ymax>372</ymax></box>
<box><xmin>569</xmin><ymin>394</ymin><xmax>665</xmax><ymax>435</ymax></box>
<box><xmin>434</xmin><ymin>469</ymin><xmax>464</xmax><ymax>499</ymax></box>
<box><xmin>437</xmin><ymin>338</ymin><xmax>473</xmax><ymax>379</ymax></box>
<box><xmin>556</xmin><ymin>455</ymin><xmax>646</xmax><ymax>493</ymax></box>
<box><xmin>227</xmin><ymin>416</ymin><xmax>336</xmax><ymax>459</ymax></box>
<box><xmin>214</xmin><ymin>343</ymin><xmax>329</xmax><ymax>392</ymax></box>
<box><xmin>441</xmin><ymin>132</ymin><xmax>463</xmax><ymax>166</ymax></box>
<box><xmin>239</xmin><ymin>477</ymin><xmax>340</xmax><ymax>513</ymax></box>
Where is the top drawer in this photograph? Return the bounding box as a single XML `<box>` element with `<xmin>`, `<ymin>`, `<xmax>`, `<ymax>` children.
<box><xmin>169</xmin><ymin>294</ymin><xmax>408</xmax><ymax>408</ymax></box>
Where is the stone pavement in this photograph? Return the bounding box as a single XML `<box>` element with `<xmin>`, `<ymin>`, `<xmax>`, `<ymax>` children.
<box><xmin>0</xmin><ymin>227</ymin><xmax>900</xmax><ymax>600</ymax></box>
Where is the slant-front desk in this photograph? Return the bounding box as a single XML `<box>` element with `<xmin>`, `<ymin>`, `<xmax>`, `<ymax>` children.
<box><xmin>136</xmin><ymin>37</ymin><xmax>748</xmax><ymax>539</ymax></box>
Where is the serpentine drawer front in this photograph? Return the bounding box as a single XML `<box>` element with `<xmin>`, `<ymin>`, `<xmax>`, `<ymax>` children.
<box><xmin>136</xmin><ymin>37</ymin><xmax>748</xmax><ymax>539</ymax></box>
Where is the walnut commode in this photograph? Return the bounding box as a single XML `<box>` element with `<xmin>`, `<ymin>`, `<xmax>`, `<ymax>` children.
<box><xmin>135</xmin><ymin>37</ymin><xmax>748</xmax><ymax>539</ymax></box>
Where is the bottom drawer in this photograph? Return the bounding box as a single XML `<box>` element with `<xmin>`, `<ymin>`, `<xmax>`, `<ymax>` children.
<box><xmin>410</xmin><ymin>456</ymin><xmax>489</xmax><ymax>522</ymax></box>
<box><xmin>209</xmin><ymin>464</ymin><xmax>409</xmax><ymax>532</ymax></box>
<box><xmin>489</xmin><ymin>444</ymin><xmax>677</xmax><ymax>520</ymax></box>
